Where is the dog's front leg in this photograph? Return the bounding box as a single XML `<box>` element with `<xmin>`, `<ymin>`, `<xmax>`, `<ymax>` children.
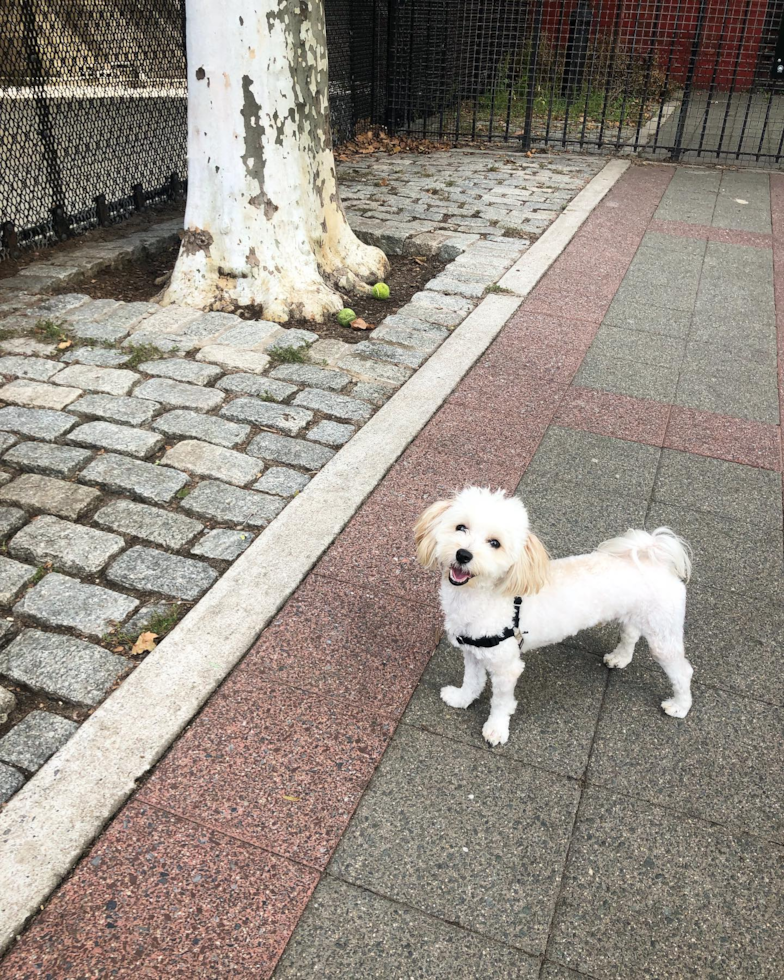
<box><xmin>483</xmin><ymin>643</ymin><xmax>525</xmax><ymax>746</ymax></box>
<box><xmin>441</xmin><ymin>646</ymin><xmax>486</xmax><ymax>709</ymax></box>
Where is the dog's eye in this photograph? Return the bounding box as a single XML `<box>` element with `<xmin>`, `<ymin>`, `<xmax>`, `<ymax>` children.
<box><xmin>488</xmin><ymin>539</ymin><xmax>501</xmax><ymax>549</ymax></box>
<box><xmin>456</xmin><ymin>524</ymin><xmax>467</xmax><ymax>532</ymax></box>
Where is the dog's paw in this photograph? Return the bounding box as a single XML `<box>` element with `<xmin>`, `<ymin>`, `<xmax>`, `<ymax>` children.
<box><xmin>604</xmin><ymin>649</ymin><xmax>633</xmax><ymax>669</ymax></box>
<box><xmin>440</xmin><ymin>685</ymin><xmax>474</xmax><ymax>709</ymax></box>
<box><xmin>661</xmin><ymin>697</ymin><xmax>691</xmax><ymax>718</ymax></box>
<box><xmin>482</xmin><ymin>717</ymin><xmax>510</xmax><ymax>746</ymax></box>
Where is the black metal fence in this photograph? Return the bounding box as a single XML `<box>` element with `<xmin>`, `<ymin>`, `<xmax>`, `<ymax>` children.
<box><xmin>3</xmin><ymin>0</ymin><xmax>784</xmax><ymax>261</ymax></box>
<box><xmin>385</xmin><ymin>0</ymin><xmax>784</xmax><ymax>165</ymax></box>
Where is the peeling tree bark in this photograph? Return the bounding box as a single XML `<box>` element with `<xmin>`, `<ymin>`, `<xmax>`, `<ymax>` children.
<box><xmin>163</xmin><ymin>0</ymin><xmax>389</xmax><ymax>322</ymax></box>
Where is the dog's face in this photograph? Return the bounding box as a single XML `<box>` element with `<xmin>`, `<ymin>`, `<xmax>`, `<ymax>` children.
<box><xmin>414</xmin><ymin>487</ymin><xmax>549</xmax><ymax>595</ymax></box>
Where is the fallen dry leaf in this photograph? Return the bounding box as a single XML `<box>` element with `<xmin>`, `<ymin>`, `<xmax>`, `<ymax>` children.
<box><xmin>131</xmin><ymin>631</ymin><xmax>158</xmax><ymax>655</ymax></box>
<box><xmin>349</xmin><ymin>317</ymin><xmax>373</xmax><ymax>331</ymax></box>
<box><xmin>413</xmin><ymin>255</ymin><xmax>427</xmax><ymax>265</ymax></box>
<box><xmin>378</xmin><ymin>178</ymin><xmax>388</xmax><ymax>186</ymax></box>
<box><xmin>282</xmin><ymin>794</ymin><xmax>301</xmax><ymax>802</ymax></box>
<box><xmin>56</xmin><ymin>339</ymin><xmax>72</xmax><ymax>349</ymax></box>
<box><xmin>112</xmin><ymin>646</ymin><xmax>125</xmax><ymax>653</ymax></box>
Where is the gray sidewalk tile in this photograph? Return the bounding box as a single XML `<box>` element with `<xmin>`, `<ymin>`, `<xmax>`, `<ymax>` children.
<box><xmin>675</xmin><ymin>343</ymin><xmax>780</xmax><ymax>424</ymax></box>
<box><xmin>273</xmin><ymin>877</ymin><xmax>539</xmax><ymax>979</ymax></box>
<box><xmin>589</xmin><ymin>674</ymin><xmax>784</xmax><ymax>840</ymax></box>
<box><xmin>713</xmin><ymin>172</ymin><xmax>771</xmax><ymax>233</ymax></box>
<box><xmin>329</xmin><ymin>726</ymin><xmax>579</xmax><ymax>954</ymax></box>
<box><xmin>549</xmin><ymin>789</ymin><xmax>784</xmax><ymax>980</ymax></box>
<box><xmin>647</xmin><ymin>503</ymin><xmax>784</xmax><ymax>600</ymax></box>
<box><xmin>586</xmin><ymin>324</ymin><xmax>686</xmax><ymax>368</ymax></box>
<box><xmin>654</xmin><ymin>167</ymin><xmax>720</xmax><ymax>225</ymax></box>
<box><xmin>601</xmin><ymin>295</ymin><xmax>692</xmax><ymax>338</ymax></box>
<box><xmin>653</xmin><ymin>450</ymin><xmax>783</xmax><ymax>528</ymax></box>
<box><xmin>682</xmin><ymin>586</ymin><xmax>784</xmax><ymax>706</ymax></box>
<box><xmin>574</xmin><ymin>349</ymin><xmax>681</xmax><ymax>403</ymax></box>
<box><xmin>541</xmin><ymin>964</ymin><xmax>597</xmax><ymax>980</ymax></box>
<box><xmin>517</xmin><ymin>487</ymin><xmax>648</xmax><ymax>560</ymax></box>
<box><xmin>619</xmin><ymin>248</ymin><xmax>703</xmax><ymax>310</ymax></box>
<box><xmin>688</xmin><ymin>307</ymin><xmax>775</xmax><ymax>354</ymax></box>
<box><xmin>695</xmin><ymin>245</ymin><xmax>774</xmax><ymax>321</ymax></box>
<box><xmin>519</xmin><ymin>429</ymin><xmax>661</xmax><ymax>501</ymax></box>
<box><xmin>702</xmin><ymin>240</ymin><xmax>773</xmax><ymax>284</ymax></box>
<box><xmin>609</xmin><ymin>274</ymin><xmax>694</xmax><ymax>315</ymax></box>
<box><xmin>402</xmin><ymin>640</ymin><xmax>606</xmax><ymax>779</ymax></box>
<box><xmin>636</xmin><ymin>230</ymin><xmax>707</xmax><ymax>260</ymax></box>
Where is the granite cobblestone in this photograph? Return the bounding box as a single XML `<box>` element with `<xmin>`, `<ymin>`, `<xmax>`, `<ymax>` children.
<box><xmin>67</xmin><ymin>421</ymin><xmax>164</xmax><ymax>459</ymax></box>
<box><xmin>68</xmin><ymin>394</ymin><xmax>161</xmax><ymax>426</ymax></box>
<box><xmin>94</xmin><ymin>499</ymin><xmax>203</xmax><ymax>549</ymax></box>
<box><xmin>151</xmin><ymin>409</ymin><xmax>250</xmax><ymax>448</ymax></box>
<box><xmin>14</xmin><ymin>572</ymin><xmax>138</xmax><ymax>637</ymax></box>
<box><xmin>8</xmin><ymin>516</ymin><xmax>124</xmax><ymax>576</ymax></box>
<box><xmin>3</xmin><ymin>442</ymin><xmax>92</xmax><ymax>479</ymax></box>
<box><xmin>79</xmin><ymin>453</ymin><xmax>188</xmax><ymax>505</ymax></box>
<box><xmin>106</xmin><ymin>546</ymin><xmax>218</xmax><ymax>601</ymax></box>
<box><xmin>161</xmin><ymin>440</ymin><xmax>263</xmax><ymax>487</ymax></box>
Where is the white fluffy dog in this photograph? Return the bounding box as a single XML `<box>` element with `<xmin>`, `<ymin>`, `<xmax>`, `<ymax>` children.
<box><xmin>414</xmin><ymin>487</ymin><xmax>693</xmax><ymax>746</ymax></box>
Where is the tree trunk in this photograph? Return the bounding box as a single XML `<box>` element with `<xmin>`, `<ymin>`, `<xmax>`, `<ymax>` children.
<box><xmin>163</xmin><ymin>0</ymin><xmax>388</xmax><ymax>322</ymax></box>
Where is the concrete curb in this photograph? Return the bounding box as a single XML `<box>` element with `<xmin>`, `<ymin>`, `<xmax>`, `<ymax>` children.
<box><xmin>0</xmin><ymin>157</ymin><xmax>629</xmax><ymax>954</ymax></box>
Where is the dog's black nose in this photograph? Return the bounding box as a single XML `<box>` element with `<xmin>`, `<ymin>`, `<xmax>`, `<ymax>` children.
<box><xmin>456</xmin><ymin>548</ymin><xmax>473</xmax><ymax>565</ymax></box>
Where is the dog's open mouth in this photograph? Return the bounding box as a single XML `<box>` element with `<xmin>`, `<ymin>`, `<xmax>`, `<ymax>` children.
<box><xmin>448</xmin><ymin>564</ymin><xmax>473</xmax><ymax>586</ymax></box>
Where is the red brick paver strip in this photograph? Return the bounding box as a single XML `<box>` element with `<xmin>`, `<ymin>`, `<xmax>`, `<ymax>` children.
<box><xmin>4</xmin><ymin>162</ymin><xmax>783</xmax><ymax>977</ymax></box>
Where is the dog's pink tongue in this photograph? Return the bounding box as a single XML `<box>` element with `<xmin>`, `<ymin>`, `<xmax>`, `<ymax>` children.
<box><xmin>450</xmin><ymin>565</ymin><xmax>470</xmax><ymax>583</ymax></box>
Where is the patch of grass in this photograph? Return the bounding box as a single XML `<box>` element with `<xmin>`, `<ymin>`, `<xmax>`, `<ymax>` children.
<box><xmin>485</xmin><ymin>284</ymin><xmax>514</xmax><ymax>295</ymax></box>
<box><xmin>111</xmin><ymin>605</ymin><xmax>184</xmax><ymax>647</ymax></box>
<box><xmin>145</xmin><ymin>606</ymin><xmax>183</xmax><ymax>637</ymax></box>
<box><xmin>124</xmin><ymin>343</ymin><xmax>168</xmax><ymax>369</ymax></box>
<box><xmin>34</xmin><ymin>318</ymin><xmax>65</xmax><ymax>340</ymax></box>
<box><xmin>175</xmin><ymin>487</ymin><xmax>191</xmax><ymax>499</ymax></box>
<box><xmin>502</xmin><ymin>227</ymin><xmax>527</xmax><ymax>239</ymax></box>
<box><xmin>27</xmin><ymin>565</ymin><xmax>49</xmax><ymax>586</ymax></box>
<box><xmin>267</xmin><ymin>344</ymin><xmax>309</xmax><ymax>365</ymax></box>
<box><xmin>445</xmin><ymin>180</ymin><xmax>456</xmax><ymax>187</ymax></box>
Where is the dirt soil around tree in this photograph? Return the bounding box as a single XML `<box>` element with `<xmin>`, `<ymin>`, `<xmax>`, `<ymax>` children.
<box><xmin>58</xmin><ymin>242</ymin><xmax>446</xmax><ymax>343</ymax></box>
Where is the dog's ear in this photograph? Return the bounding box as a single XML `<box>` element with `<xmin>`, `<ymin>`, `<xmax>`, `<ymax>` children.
<box><xmin>503</xmin><ymin>533</ymin><xmax>550</xmax><ymax>596</ymax></box>
<box><xmin>414</xmin><ymin>499</ymin><xmax>451</xmax><ymax>569</ymax></box>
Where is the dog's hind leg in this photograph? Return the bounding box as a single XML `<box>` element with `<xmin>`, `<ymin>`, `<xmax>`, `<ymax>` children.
<box><xmin>603</xmin><ymin>623</ymin><xmax>641</xmax><ymax>669</ymax></box>
<box><xmin>441</xmin><ymin>648</ymin><xmax>487</xmax><ymax>709</ymax></box>
<box><xmin>482</xmin><ymin>646</ymin><xmax>525</xmax><ymax>746</ymax></box>
<box><xmin>648</xmin><ymin>637</ymin><xmax>693</xmax><ymax>718</ymax></box>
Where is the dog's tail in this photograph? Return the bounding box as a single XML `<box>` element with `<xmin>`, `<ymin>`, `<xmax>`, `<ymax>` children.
<box><xmin>596</xmin><ymin>527</ymin><xmax>692</xmax><ymax>582</ymax></box>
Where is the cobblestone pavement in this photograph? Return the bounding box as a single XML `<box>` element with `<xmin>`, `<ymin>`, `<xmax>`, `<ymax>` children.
<box><xmin>4</xmin><ymin>162</ymin><xmax>782</xmax><ymax>978</ymax></box>
<box><xmin>0</xmin><ymin>149</ymin><xmax>604</xmax><ymax>807</ymax></box>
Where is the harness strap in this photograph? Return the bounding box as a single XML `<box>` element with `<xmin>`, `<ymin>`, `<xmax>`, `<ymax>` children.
<box><xmin>456</xmin><ymin>596</ymin><xmax>527</xmax><ymax>649</ymax></box>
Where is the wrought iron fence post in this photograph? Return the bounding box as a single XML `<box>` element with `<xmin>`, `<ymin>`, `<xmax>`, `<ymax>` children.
<box><xmin>1</xmin><ymin>222</ymin><xmax>20</xmax><ymax>259</ymax></box>
<box><xmin>672</xmin><ymin>0</ymin><xmax>708</xmax><ymax>161</ymax></box>
<box><xmin>385</xmin><ymin>0</ymin><xmax>396</xmax><ymax>132</ymax></box>
<box><xmin>523</xmin><ymin>0</ymin><xmax>544</xmax><ymax>150</ymax></box>
<box><xmin>562</xmin><ymin>0</ymin><xmax>593</xmax><ymax>100</ymax></box>
<box><xmin>21</xmin><ymin>0</ymin><xmax>66</xmax><ymax>236</ymax></box>
<box><xmin>94</xmin><ymin>194</ymin><xmax>110</xmax><ymax>227</ymax></box>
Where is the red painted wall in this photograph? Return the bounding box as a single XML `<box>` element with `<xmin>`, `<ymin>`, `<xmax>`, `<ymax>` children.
<box><xmin>539</xmin><ymin>0</ymin><xmax>775</xmax><ymax>91</ymax></box>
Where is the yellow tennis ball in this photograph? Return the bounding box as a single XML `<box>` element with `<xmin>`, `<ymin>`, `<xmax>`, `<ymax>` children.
<box><xmin>372</xmin><ymin>282</ymin><xmax>390</xmax><ymax>300</ymax></box>
<box><xmin>337</xmin><ymin>308</ymin><xmax>356</xmax><ymax>327</ymax></box>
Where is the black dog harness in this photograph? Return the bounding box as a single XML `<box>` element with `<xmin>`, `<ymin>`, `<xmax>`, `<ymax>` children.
<box><xmin>456</xmin><ymin>596</ymin><xmax>526</xmax><ymax>649</ymax></box>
